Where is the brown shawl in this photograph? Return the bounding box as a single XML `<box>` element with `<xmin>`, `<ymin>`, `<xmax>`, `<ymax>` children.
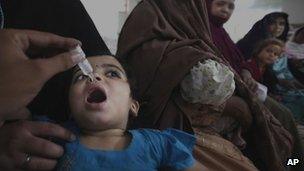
<box><xmin>117</xmin><ymin>0</ymin><xmax>292</xmax><ymax>170</ymax></box>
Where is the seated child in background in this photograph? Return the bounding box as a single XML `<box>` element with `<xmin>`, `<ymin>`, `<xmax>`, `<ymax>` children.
<box><xmin>55</xmin><ymin>54</ymin><xmax>202</xmax><ymax>171</ymax></box>
<box><xmin>242</xmin><ymin>38</ymin><xmax>304</xmax><ymax>124</ymax></box>
<box><xmin>286</xmin><ymin>26</ymin><xmax>304</xmax><ymax>84</ymax></box>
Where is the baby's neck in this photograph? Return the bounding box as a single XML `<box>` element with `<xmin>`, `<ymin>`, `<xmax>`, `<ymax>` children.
<box><xmin>79</xmin><ymin>129</ymin><xmax>131</xmax><ymax>151</ymax></box>
<box><xmin>81</xmin><ymin>128</ymin><xmax>126</xmax><ymax>137</ymax></box>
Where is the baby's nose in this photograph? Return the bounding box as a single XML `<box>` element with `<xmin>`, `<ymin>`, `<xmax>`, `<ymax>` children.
<box><xmin>93</xmin><ymin>73</ymin><xmax>103</xmax><ymax>81</ymax></box>
<box><xmin>87</xmin><ymin>73</ymin><xmax>102</xmax><ymax>83</ymax></box>
<box><xmin>95</xmin><ymin>75</ymin><xmax>102</xmax><ymax>81</ymax></box>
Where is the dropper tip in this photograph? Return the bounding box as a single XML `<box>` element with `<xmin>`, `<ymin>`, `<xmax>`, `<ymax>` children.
<box><xmin>88</xmin><ymin>74</ymin><xmax>95</xmax><ymax>82</ymax></box>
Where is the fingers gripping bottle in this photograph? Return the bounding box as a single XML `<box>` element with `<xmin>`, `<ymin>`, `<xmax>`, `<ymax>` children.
<box><xmin>70</xmin><ymin>45</ymin><xmax>95</xmax><ymax>81</ymax></box>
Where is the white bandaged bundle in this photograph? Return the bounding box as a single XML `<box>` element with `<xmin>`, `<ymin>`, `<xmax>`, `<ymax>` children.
<box><xmin>181</xmin><ymin>59</ymin><xmax>235</xmax><ymax>106</ymax></box>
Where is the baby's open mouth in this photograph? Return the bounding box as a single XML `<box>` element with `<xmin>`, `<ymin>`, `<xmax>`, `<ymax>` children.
<box><xmin>87</xmin><ymin>88</ymin><xmax>107</xmax><ymax>103</ymax></box>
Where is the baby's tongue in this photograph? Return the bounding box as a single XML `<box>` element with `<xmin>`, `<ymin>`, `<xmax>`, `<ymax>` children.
<box><xmin>87</xmin><ymin>89</ymin><xmax>106</xmax><ymax>103</ymax></box>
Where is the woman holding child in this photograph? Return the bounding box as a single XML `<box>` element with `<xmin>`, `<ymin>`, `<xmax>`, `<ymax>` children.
<box><xmin>238</xmin><ymin>14</ymin><xmax>304</xmax><ymax>124</ymax></box>
<box><xmin>117</xmin><ymin>0</ymin><xmax>294</xmax><ymax>170</ymax></box>
<box><xmin>237</xmin><ymin>10</ymin><xmax>304</xmax><ymax>162</ymax></box>
<box><xmin>243</xmin><ymin>38</ymin><xmax>304</xmax><ymax>124</ymax></box>
<box><xmin>237</xmin><ymin>12</ymin><xmax>290</xmax><ymax>60</ymax></box>
<box><xmin>205</xmin><ymin>1</ymin><xmax>304</xmax><ymax>170</ymax></box>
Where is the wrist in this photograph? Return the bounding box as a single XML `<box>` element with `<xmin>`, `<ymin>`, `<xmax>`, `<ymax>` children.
<box><xmin>241</xmin><ymin>69</ymin><xmax>252</xmax><ymax>77</ymax></box>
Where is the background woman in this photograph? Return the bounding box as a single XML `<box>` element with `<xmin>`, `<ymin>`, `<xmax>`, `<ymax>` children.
<box><xmin>237</xmin><ymin>12</ymin><xmax>289</xmax><ymax>60</ymax></box>
<box><xmin>117</xmin><ymin>0</ymin><xmax>293</xmax><ymax>170</ymax></box>
<box><xmin>205</xmin><ymin>1</ymin><xmax>303</xmax><ymax>170</ymax></box>
<box><xmin>286</xmin><ymin>26</ymin><xmax>304</xmax><ymax>84</ymax></box>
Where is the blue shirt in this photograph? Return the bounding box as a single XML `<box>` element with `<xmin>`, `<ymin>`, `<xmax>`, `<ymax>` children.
<box><xmin>57</xmin><ymin>128</ymin><xmax>196</xmax><ymax>171</ymax></box>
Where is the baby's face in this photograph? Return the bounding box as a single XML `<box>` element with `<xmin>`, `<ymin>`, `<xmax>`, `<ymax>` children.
<box><xmin>258</xmin><ymin>44</ymin><xmax>281</xmax><ymax>65</ymax></box>
<box><xmin>69</xmin><ymin>56</ymin><xmax>137</xmax><ymax>131</ymax></box>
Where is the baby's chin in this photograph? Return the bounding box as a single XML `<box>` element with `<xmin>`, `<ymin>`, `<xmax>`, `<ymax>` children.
<box><xmin>76</xmin><ymin>114</ymin><xmax>112</xmax><ymax>130</ymax></box>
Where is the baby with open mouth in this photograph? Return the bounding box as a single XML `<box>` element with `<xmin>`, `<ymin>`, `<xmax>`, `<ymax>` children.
<box><xmin>56</xmin><ymin>55</ymin><xmax>202</xmax><ymax>171</ymax></box>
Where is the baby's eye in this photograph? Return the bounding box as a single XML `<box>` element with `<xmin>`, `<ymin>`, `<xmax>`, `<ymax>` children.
<box><xmin>75</xmin><ymin>74</ymin><xmax>87</xmax><ymax>81</ymax></box>
<box><xmin>105</xmin><ymin>70</ymin><xmax>121</xmax><ymax>78</ymax></box>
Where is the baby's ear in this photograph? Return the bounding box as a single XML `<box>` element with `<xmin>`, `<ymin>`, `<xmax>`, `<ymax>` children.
<box><xmin>130</xmin><ymin>100</ymin><xmax>140</xmax><ymax>117</ymax></box>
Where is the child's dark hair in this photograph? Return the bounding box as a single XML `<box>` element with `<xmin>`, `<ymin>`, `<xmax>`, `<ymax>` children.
<box><xmin>252</xmin><ymin>38</ymin><xmax>285</xmax><ymax>58</ymax></box>
<box><xmin>293</xmin><ymin>26</ymin><xmax>304</xmax><ymax>41</ymax></box>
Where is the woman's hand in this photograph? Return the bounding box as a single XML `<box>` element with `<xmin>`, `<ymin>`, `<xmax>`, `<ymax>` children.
<box><xmin>241</xmin><ymin>70</ymin><xmax>258</xmax><ymax>92</ymax></box>
<box><xmin>0</xmin><ymin>29</ymin><xmax>83</xmax><ymax>122</ymax></box>
<box><xmin>0</xmin><ymin>120</ymin><xmax>75</xmax><ymax>171</ymax></box>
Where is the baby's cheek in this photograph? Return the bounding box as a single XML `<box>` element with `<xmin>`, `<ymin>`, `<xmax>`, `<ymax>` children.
<box><xmin>69</xmin><ymin>88</ymin><xmax>84</xmax><ymax>109</ymax></box>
